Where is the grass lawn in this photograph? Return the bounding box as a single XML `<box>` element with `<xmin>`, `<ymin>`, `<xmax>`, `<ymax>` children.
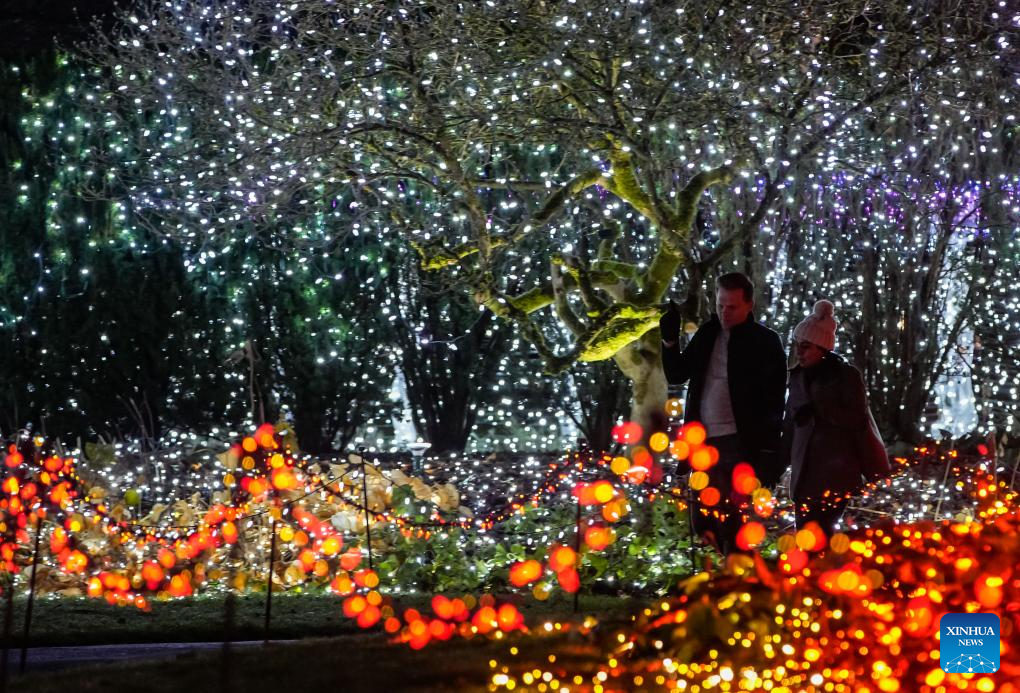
<box><xmin>9</xmin><ymin>631</ymin><xmax>594</xmax><ymax>692</ymax></box>
<box><xmin>6</xmin><ymin>591</ymin><xmax>358</xmax><ymax>647</ymax></box>
<box><xmin>5</xmin><ymin>593</ymin><xmax>637</xmax><ymax>691</ymax></box>
<box><xmin>6</xmin><ymin>591</ymin><xmax>638</xmax><ymax>646</ymax></box>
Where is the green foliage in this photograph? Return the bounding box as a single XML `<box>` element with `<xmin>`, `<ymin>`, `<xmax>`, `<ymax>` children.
<box><xmin>373</xmin><ymin>493</ymin><xmax>697</xmax><ymax>596</ymax></box>
<box><xmin>585</xmin><ymin>497</ymin><xmax>698</xmax><ymax>593</ymax></box>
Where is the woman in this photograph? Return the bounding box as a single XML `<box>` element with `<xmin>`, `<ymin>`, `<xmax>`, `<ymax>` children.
<box><xmin>781</xmin><ymin>300</ymin><xmax>890</xmax><ymax>536</ymax></box>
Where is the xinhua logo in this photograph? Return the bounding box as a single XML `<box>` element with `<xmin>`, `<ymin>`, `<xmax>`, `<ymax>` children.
<box><xmin>939</xmin><ymin>613</ymin><xmax>1000</xmax><ymax>673</ymax></box>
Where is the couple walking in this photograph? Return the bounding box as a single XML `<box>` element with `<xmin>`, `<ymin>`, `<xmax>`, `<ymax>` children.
<box><xmin>660</xmin><ymin>272</ymin><xmax>890</xmax><ymax>553</ymax></box>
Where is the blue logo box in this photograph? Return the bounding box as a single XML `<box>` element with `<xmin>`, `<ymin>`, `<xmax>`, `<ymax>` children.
<box><xmin>940</xmin><ymin>613</ymin><xmax>1000</xmax><ymax>673</ymax></box>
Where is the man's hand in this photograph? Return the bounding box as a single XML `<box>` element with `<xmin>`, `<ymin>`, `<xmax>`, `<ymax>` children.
<box><xmin>659</xmin><ymin>300</ymin><xmax>683</xmax><ymax>344</ymax></box>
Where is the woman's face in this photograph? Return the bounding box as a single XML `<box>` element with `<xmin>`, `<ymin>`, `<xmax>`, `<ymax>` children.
<box><xmin>794</xmin><ymin>339</ymin><xmax>827</xmax><ymax>368</ymax></box>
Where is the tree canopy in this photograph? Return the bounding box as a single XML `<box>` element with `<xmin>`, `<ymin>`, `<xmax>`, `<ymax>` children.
<box><xmin>71</xmin><ymin>0</ymin><xmax>1020</xmax><ymax>431</ymax></box>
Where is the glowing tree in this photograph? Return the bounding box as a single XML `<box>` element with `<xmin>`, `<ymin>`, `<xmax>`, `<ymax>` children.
<box><xmin>1</xmin><ymin>54</ymin><xmax>400</xmax><ymax>451</ymax></box>
<box><xmin>763</xmin><ymin>175</ymin><xmax>1011</xmax><ymax>441</ymax></box>
<box><xmin>736</xmin><ymin>99</ymin><xmax>1019</xmax><ymax>442</ymax></box>
<box><xmin>76</xmin><ymin>0</ymin><xmax>1017</xmax><ymax>432</ymax></box>
<box><xmin>389</xmin><ymin>252</ymin><xmax>514</xmax><ymax>453</ymax></box>
<box><xmin>216</xmin><ymin>235</ymin><xmax>402</xmax><ymax>453</ymax></box>
<box><xmin>971</xmin><ymin>183</ymin><xmax>1020</xmax><ymax>443</ymax></box>
<box><xmin>0</xmin><ymin>53</ymin><xmax>243</xmax><ymax>440</ymax></box>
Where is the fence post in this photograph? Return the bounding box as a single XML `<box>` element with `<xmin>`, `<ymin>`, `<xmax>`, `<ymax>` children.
<box><xmin>18</xmin><ymin>514</ymin><xmax>44</xmax><ymax>673</ymax></box>
<box><xmin>359</xmin><ymin>451</ymin><xmax>374</xmax><ymax>572</ymax></box>
<box><xmin>221</xmin><ymin>542</ymin><xmax>238</xmax><ymax>693</ymax></box>
<box><xmin>932</xmin><ymin>437</ymin><xmax>957</xmax><ymax>521</ymax></box>
<box><xmin>0</xmin><ymin>573</ymin><xmax>14</xmax><ymax>693</ymax></box>
<box><xmin>572</xmin><ymin>496</ymin><xmax>582</xmax><ymax>614</ymax></box>
<box><xmin>687</xmin><ymin>485</ymin><xmax>698</xmax><ymax>571</ymax></box>
<box><xmin>264</xmin><ymin>518</ymin><xmax>277</xmax><ymax>641</ymax></box>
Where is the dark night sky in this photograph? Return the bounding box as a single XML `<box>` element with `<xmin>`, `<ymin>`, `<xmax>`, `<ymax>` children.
<box><xmin>0</xmin><ymin>0</ymin><xmax>121</xmax><ymax>57</ymax></box>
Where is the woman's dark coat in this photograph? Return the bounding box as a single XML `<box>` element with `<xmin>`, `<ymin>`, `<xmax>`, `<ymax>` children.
<box><xmin>781</xmin><ymin>352</ymin><xmax>891</xmax><ymax>501</ymax></box>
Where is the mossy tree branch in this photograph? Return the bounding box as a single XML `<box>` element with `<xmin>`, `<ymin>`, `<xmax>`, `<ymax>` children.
<box><xmin>596</xmin><ymin>224</ymin><xmax>622</xmax><ymax>261</ymax></box>
<box><xmin>599</xmin><ymin>145</ymin><xmax>665</xmax><ymax>230</ymax></box>
<box><xmin>550</xmin><ymin>261</ymin><xmax>587</xmax><ymax>337</ymax></box>
<box><xmin>478</xmin><ymin>286</ymin><xmax>578</xmax><ymax>374</ymax></box>
<box><xmin>507</xmin><ymin>168</ymin><xmax>607</xmax><ymax>244</ymax></box>
<box><xmin>416</xmin><ymin>148</ymin><xmax>739</xmax><ymax>371</ymax></box>
<box><xmin>410</xmin><ymin>168</ymin><xmax>605</xmax><ymax>271</ymax></box>
<box><xmin>634</xmin><ymin>162</ymin><xmax>740</xmax><ymax>305</ymax></box>
<box><xmin>410</xmin><ymin>125</ymin><xmax>739</xmax><ymax>370</ymax></box>
<box><xmin>553</xmin><ymin>253</ymin><xmax>608</xmax><ymax>315</ymax></box>
<box><xmin>502</xmin><ymin>265</ymin><xmax>631</xmax><ymax>315</ymax></box>
<box><xmin>673</xmin><ymin>163</ymin><xmax>739</xmax><ymax>240</ymax></box>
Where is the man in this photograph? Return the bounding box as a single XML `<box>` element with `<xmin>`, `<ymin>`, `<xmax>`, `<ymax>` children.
<box><xmin>660</xmin><ymin>272</ymin><xmax>787</xmax><ymax>553</ymax></box>
<box><xmin>781</xmin><ymin>300</ymin><xmax>890</xmax><ymax>536</ymax></box>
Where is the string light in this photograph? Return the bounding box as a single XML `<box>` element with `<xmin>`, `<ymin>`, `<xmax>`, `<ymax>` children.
<box><xmin>0</xmin><ymin>2</ymin><xmax>1017</xmax><ymax>685</ymax></box>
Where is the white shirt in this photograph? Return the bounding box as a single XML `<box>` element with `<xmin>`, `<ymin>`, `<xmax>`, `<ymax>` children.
<box><xmin>700</xmin><ymin>329</ymin><xmax>738</xmax><ymax>437</ymax></box>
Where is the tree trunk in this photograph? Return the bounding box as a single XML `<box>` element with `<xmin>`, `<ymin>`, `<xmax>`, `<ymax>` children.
<box><xmin>613</xmin><ymin>332</ymin><xmax>669</xmax><ymax>439</ymax></box>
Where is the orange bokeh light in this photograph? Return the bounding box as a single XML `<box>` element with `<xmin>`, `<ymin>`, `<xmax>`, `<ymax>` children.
<box><xmin>557</xmin><ymin>567</ymin><xmax>580</xmax><ymax>593</ymax></box>
<box><xmin>497</xmin><ymin>603</ymin><xmax>522</xmax><ymax>631</ymax></box>
<box><xmin>343</xmin><ymin>595</ymin><xmax>368</xmax><ymax>618</ymax></box>
<box><xmin>63</xmin><ymin>549</ymin><xmax>88</xmax><ymax>573</ymax></box>
<box><xmin>340</xmin><ymin>548</ymin><xmax>362</xmax><ymax>571</ymax></box>
<box><xmin>699</xmin><ymin>486</ymin><xmax>721</xmax><ymax>507</ymax></box>
<box><xmin>548</xmin><ymin>545</ymin><xmax>577</xmax><ymax>573</ymax></box>
<box><xmin>592</xmin><ymin>480</ymin><xmax>615</xmax><ymax>504</ymax></box>
<box><xmin>584</xmin><ymin>524</ymin><xmax>616</xmax><ymax>551</ymax></box>
<box><xmin>611</xmin><ymin>421</ymin><xmax>643</xmax><ymax>445</ymax></box>
<box><xmin>648</xmin><ymin>432</ymin><xmax>670</xmax><ymax>453</ymax></box>
<box><xmin>731</xmin><ymin>462</ymin><xmax>759</xmax><ymax>495</ymax></box>
<box><xmin>682</xmin><ymin>422</ymin><xmax>707</xmax><ymax>447</ymax></box>
<box><xmin>690</xmin><ymin>446</ymin><xmax>719</xmax><ymax>471</ymax></box>
<box><xmin>796</xmin><ymin>523</ymin><xmax>827</xmax><ymax>552</ymax></box>
<box><xmin>509</xmin><ymin>559</ymin><xmax>543</xmax><ymax>586</ymax></box>
<box><xmin>330</xmin><ymin>575</ymin><xmax>354</xmax><ymax>596</ymax></box>
<box><xmin>255</xmin><ymin>423</ymin><xmax>277</xmax><ymax>449</ymax></box>
<box><xmin>271</xmin><ymin>467</ymin><xmax>299</xmax><ymax>491</ymax></box>
<box><xmin>736</xmin><ymin>521</ymin><xmax>766</xmax><ymax>551</ymax></box>
<box><xmin>321</xmin><ymin>535</ymin><xmax>342</xmax><ymax>556</ymax></box>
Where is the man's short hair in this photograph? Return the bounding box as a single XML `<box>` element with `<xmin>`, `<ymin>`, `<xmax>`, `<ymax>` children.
<box><xmin>716</xmin><ymin>272</ymin><xmax>754</xmax><ymax>303</ymax></box>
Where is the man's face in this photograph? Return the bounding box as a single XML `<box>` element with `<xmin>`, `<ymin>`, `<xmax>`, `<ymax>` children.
<box><xmin>716</xmin><ymin>287</ymin><xmax>753</xmax><ymax>330</ymax></box>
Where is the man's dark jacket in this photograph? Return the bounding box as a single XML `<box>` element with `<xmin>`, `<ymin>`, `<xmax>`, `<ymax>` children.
<box><xmin>661</xmin><ymin>313</ymin><xmax>787</xmax><ymax>486</ymax></box>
